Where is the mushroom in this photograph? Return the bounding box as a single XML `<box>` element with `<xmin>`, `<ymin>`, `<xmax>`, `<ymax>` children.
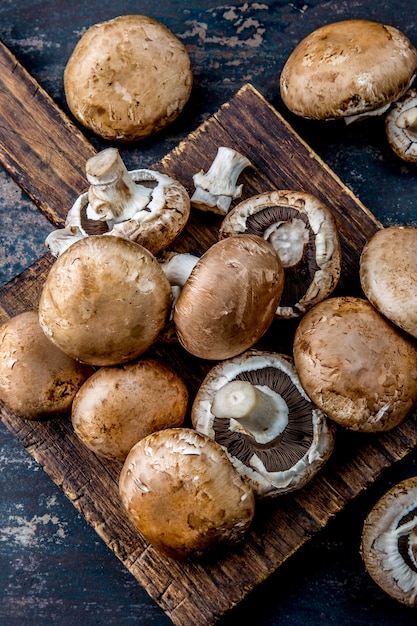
<box><xmin>360</xmin><ymin>226</ymin><xmax>417</xmax><ymax>339</ymax></box>
<box><xmin>280</xmin><ymin>20</ymin><xmax>417</xmax><ymax>123</ymax></box>
<box><xmin>71</xmin><ymin>358</ymin><xmax>188</xmax><ymax>461</ymax></box>
<box><xmin>0</xmin><ymin>311</ymin><xmax>93</xmax><ymax>420</ymax></box>
<box><xmin>385</xmin><ymin>88</ymin><xmax>417</xmax><ymax>161</ymax></box>
<box><xmin>63</xmin><ymin>14</ymin><xmax>193</xmax><ymax>142</ymax></box>
<box><xmin>293</xmin><ymin>296</ymin><xmax>417</xmax><ymax>432</ymax></box>
<box><xmin>45</xmin><ymin>148</ymin><xmax>190</xmax><ymax>257</ymax></box>
<box><xmin>118</xmin><ymin>427</ymin><xmax>255</xmax><ymax>559</ymax></box>
<box><xmin>191</xmin><ymin>349</ymin><xmax>335</xmax><ymax>498</ymax></box>
<box><xmin>191</xmin><ymin>147</ymin><xmax>252</xmax><ymax>215</ymax></box>
<box><xmin>219</xmin><ymin>190</ymin><xmax>341</xmax><ymax>318</ymax></box>
<box><xmin>171</xmin><ymin>234</ymin><xmax>285</xmax><ymax>360</ymax></box>
<box><xmin>361</xmin><ymin>476</ymin><xmax>417</xmax><ymax>607</ymax></box>
<box><xmin>38</xmin><ymin>235</ymin><xmax>172</xmax><ymax>366</ymax></box>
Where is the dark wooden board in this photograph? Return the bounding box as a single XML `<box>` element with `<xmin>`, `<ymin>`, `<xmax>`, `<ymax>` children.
<box><xmin>1</xmin><ymin>40</ymin><xmax>417</xmax><ymax>625</ymax></box>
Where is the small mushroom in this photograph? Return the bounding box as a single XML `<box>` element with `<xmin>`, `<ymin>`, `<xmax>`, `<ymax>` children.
<box><xmin>385</xmin><ymin>88</ymin><xmax>417</xmax><ymax>161</ymax></box>
<box><xmin>63</xmin><ymin>15</ymin><xmax>193</xmax><ymax>142</ymax></box>
<box><xmin>293</xmin><ymin>296</ymin><xmax>417</xmax><ymax>432</ymax></box>
<box><xmin>191</xmin><ymin>147</ymin><xmax>252</xmax><ymax>215</ymax></box>
<box><xmin>219</xmin><ymin>190</ymin><xmax>341</xmax><ymax>318</ymax></box>
<box><xmin>45</xmin><ymin>148</ymin><xmax>190</xmax><ymax>257</ymax></box>
<box><xmin>172</xmin><ymin>234</ymin><xmax>285</xmax><ymax>360</ymax></box>
<box><xmin>360</xmin><ymin>226</ymin><xmax>417</xmax><ymax>339</ymax></box>
<box><xmin>39</xmin><ymin>235</ymin><xmax>172</xmax><ymax>366</ymax></box>
<box><xmin>118</xmin><ymin>427</ymin><xmax>255</xmax><ymax>559</ymax></box>
<box><xmin>71</xmin><ymin>358</ymin><xmax>188</xmax><ymax>461</ymax></box>
<box><xmin>0</xmin><ymin>311</ymin><xmax>93</xmax><ymax>420</ymax></box>
<box><xmin>192</xmin><ymin>350</ymin><xmax>335</xmax><ymax>498</ymax></box>
<box><xmin>280</xmin><ymin>20</ymin><xmax>417</xmax><ymax>123</ymax></box>
<box><xmin>361</xmin><ymin>476</ymin><xmax>417</xmax><ymax>607</ymax></box>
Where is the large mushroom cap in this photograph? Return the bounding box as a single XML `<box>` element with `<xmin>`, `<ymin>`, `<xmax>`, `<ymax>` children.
<box><xmin>192</xmin><ymin>349</ymin><xmax>335</xmax><ymax>498</ymax></box>
<box><xmin>72</xmin><ymin>358</ymin><xmax>188</xmax><ymax>461</ymax></box>
<box><xmin>360</xmin><ymin>226</ymin><xmax>417</xmax><ymax>339</ymax></box>
<box><xmin>118</xmin><ymin>428</ymin><xmax>255</xmax><ymax>559</ymax></box>
<box><xmin>173</xmin><ymin>234</ymin><xmax>285</xmax><ymax>360</ymax></box>
<box><xmin>0</xmin><ymin>311</ymin><xmax>93</xmax><ymax>420</ymax></box>
<box><xmin>293</xmin><ymin>296</ymin><xmax>417</xmax><ymax>432</ymax></box>
<box><xmin>280</xmin><ymin>19</ymin><xmax>417</xmax><ymax>121</ymax></box>
<box><xmin>361</xmin><ymin>476</ymin><xmax>417</xmax><ymax>607</ymax></box>
<box><xmin>39</xmin><ymin>236</ymin><xmax>172</xmax><ymax>366</ymax></box>
<box><xmin>64</xmin><ymin>14</ymin><xmax>193</xmax><ymax>141</ymax></box>
<box><xmin>219</xmin><ymin>190</ymin><xmax>341</xmax><ymax>318</ymax></box>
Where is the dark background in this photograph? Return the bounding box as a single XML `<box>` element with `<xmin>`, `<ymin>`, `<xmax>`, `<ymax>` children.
<box><xmin>1</xmin><ymin>1</ymin><xmax>417</xmax><ymax>624</ymax></box>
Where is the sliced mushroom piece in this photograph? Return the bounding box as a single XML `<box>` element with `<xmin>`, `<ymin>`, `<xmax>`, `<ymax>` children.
<box><xmin>280</xmin><ymin>20</ymin><xmax>417</xmax><ymax>123</ymax></box>
<box><xmin>172</xmin><ymin>234</ymin><xmax>285</xmax><ymax>360</ymax></box>
<box><xmin>71</xmin><ymin>358</ymin><xmax>188</xmax><ymax>461</ymax></box>
<box><xmin>293</xmin><ymin>296</ymin><xmax>417</xmax><ymax>432</ymax></box>
<box><xmin>64</xmin><ymin>15</ymin><xmax>193</xmax><ymax>142</ymax></box>
<box><xmin>45</xmin><ymin>148</ymin><xmax>190</xmax><ymax>257</ymax></box>
<box><xmin>191</xmin><ymin>350</ymin><xmax>335</xmax><ymax>498</ymax></box>
<box><xmin>361</xmin><ymin>476</ymin><xmax>417</xmax><ymax>607</ymax></box>
<box><xmin>219</xmin><ymin>190</ymin><xmax>341</xmax><ymax>318</ymax></box>
<box><xmin>39</xmin><ymin>235</ymin><xmax>172</xmax><ymax>366</ymax></box>
<box><xmin>191</xmin><ymin>147</ymin><xmax>252</xmax><ymax>215</ymax></box>
<box><xmin>360</xmin><ymin>226</ymin><xmax>417</xmax><ymax>339</ymax></box>
<box><xmin>385</xmin><ymin>88</ymin><xmax>417</xmax><ymax>162</ymax></box>
<box><xmin>0</xmin><ymin>311</ymin><xmax>93</xmax><ymax>420</ymax></box>
<box><xmin>118</xmin><ymin>427</ymin><xmax>255</xmax><ymax>559</ymax></box>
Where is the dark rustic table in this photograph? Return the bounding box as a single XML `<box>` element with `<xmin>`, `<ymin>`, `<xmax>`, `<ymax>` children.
<box><xmin>1</xmin><ymin>1</ymin><xmax>417</xmax><ymax>625</ymax></box>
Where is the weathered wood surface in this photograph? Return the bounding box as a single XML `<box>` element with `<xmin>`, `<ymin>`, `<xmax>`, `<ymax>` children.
<box><xmin>1</xmin><ymin>40</ymin><xmax>416</xmax><ymax>625</ymax></box>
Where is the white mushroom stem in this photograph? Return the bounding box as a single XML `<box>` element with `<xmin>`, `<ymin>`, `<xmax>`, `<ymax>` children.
<box><xmin>211</xmin><ymin>380</ymin><xmax>289</xmax><ymax>445</ymax></box>
<box><xmin>160</xmin><ymin>252</ymin><xmax>200</xmax><ymax>288</ymax></box>
<box><xmin>191</xmin><ymin>147</ymin><xmax>251</xmax><ymax>215</ymax></box>
<box><xmin>85</xmin><ymin>147</ymin><xmax>151</xmax><ymax>223</ymax></box>
<box><xmin>395</xmin><ymin>106</ymin><xmax>417</xmax><ymax>134</ymax></box>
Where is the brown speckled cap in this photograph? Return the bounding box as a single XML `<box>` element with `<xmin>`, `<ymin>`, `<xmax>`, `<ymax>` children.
<box><xmin>293</xmin><ymin>296</ymin><xmax>417</xmax><ymax>432</ymax></box>
<box><xmin>360</xmin><ymin>226</ymin><xmax>417</xmax><ymax>339</ymax></box>
<box><xmin>280</xmin><ymin>20</ymin><xmax>417</xmax><ymax>121</ymax></box>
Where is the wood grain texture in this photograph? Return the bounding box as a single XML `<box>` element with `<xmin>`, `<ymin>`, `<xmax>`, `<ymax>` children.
<box><xmin>0</xmin><ymin>42</ymin><xmax>415</xmax><ymax>625</ymax></box>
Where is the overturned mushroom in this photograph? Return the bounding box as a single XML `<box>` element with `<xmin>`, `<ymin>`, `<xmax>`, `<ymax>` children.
<box><xmin>360</xmin><ymin>226</ymin><xmax>417</xmax><ymax>339</ymax></box>
<box><xmin>191</xmin><ymin>147</ymin><xmax>252</xmax><ymax>215</ymax></box>
<box><xmin>172</xmin><ymin>234</ymin><xmax>284</xmax><ymax>360</ymax></box>
<box><xmin>192</xmin><ymin>350</ymin><xmax>335</xmax><ymax>498</ymax></box>
<box><xmin>280</xmin><ymin>20</ymin><xmax>417</xmax><ymax>123</ymax></box>
<box><xmin>46</xmin><ymin>148</ymin><xmax>190</xmax><ymax>257</ymax></box>
<box><xmin>0</xmin><ymin>311</ymin><xmax>93</xmax><ymax>420</ymax></box>
<box><xmin>39</xmin><ymin>236</ymin><xmax>172</xmax><ymax>366</ymax></box>
<box><xmin>219</xmin><ymin>190</ymin><xmax>341</xmax><ymax>318</ymax></box>
<box><xmin>385</xmin><ymin>89</ymin><xmax>417</xmax><ymax>162</ymax></box>
<box><xmin>361</xmin><ymin>476</ymin><xmax>417</xmax><ymax>607</ymax></box>
<box><xmin>119</xmin><ymin>427</ymin><xmax>255</xmax><ymax>559</ymax></box>
<box><xmin>293</xmin><ymin>296</ymin><xmax>417</xmax><ymax>432</ymax></box>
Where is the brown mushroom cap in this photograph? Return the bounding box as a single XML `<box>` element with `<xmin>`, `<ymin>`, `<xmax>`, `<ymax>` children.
<box><xmin>64</xmin><ymin>15</ymin><xmax>193</xmax><ymax>141</ymax></box>
<box><xmin>219</xmin><ymin>190</ymin><xmax>341</xmax><ymax>318</ymax></box>
<box><xmin>0</xmin><ymin>311</ymin><xmax>93</xmax><ymax>420</ymax></box>
<box><xmin>280</xmin><ymin>20</ymin><xmax>417</xmax><ymax>121</ymax></box>
<box><xmin>173</xmin><ymin>234</ymin><xmax>285</xmax><ymax>360</ymax></box>
<box><xmin>118</xmin><ymin>428</ymin><xmax>255</xmax><ymax>559</ymax></box>
<box><xmin>192</xmin><ymin>350</ymin><xmax>335</xmax><ymax>498</ymax></box>
<box><xmin>71</xmin><ymin>358</ymin><xmax>188</xmax><ymax>461</ymax></box>
<box><xmin>361</xmin><ymin>476</ymin><xmax>417</xmax><ymax>607</ymax></box>
<box><xmin>385</xmin><ymin>88</ymin><xmax>417</xmax><ymax>162</ymax></box>
<box><xmin>39</xmin><ymin>236</ymin><xmax>172</xmax><ymax>366</ymax></box>
<box><xmin>293</xmin><ymin>296</ymin><xmax>417</xmax><ymax>432</ymax></box>
<box><xmin>360</xmin><ymin>226</ymin><xmax>417</xmax><ymax>339</ymax></box>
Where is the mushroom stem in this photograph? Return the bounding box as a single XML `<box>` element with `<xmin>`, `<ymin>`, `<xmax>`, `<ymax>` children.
<box><xmin>211</xmin><ymin>380</ymin><xmax>289</xmax><ymax>444</ymax></box>
<box><xmin>159</xmin><ymin>252</ymin><xmax>200</xmax><ymax>288</ymax></box>
<box><xmin>191</xmin><ymin>147</ymin><xmax>251</xmax><ymax>215</ymax></box>
<box><xmin>395</xmin><ymin>105</ymin><xmax>417</xmax><ymax>134</ymax></box>
<box><xmin>85</xmin><ymin>148</ymin><xmax>151</xmax><ymax>223</ymax></box>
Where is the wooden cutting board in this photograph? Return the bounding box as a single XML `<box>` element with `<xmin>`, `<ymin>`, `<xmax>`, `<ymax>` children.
<box><xmin>1</xmin><ymin>40</ymin><xmax>416</xmax><ymax>625</ymax></box>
